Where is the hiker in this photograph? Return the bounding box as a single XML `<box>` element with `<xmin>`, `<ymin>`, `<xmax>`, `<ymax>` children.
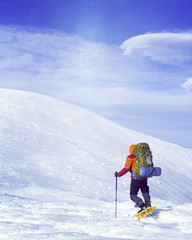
<box><xmin>115</xmin><ymin>144</ymin><xmax>151</xmax><ymax>213</ymax></box>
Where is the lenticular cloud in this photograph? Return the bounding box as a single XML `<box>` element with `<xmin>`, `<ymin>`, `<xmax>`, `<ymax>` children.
<box><xmin>120</xmin><ymin>32</ymin><xmax>192</xmax><ymax>65</ymax></box>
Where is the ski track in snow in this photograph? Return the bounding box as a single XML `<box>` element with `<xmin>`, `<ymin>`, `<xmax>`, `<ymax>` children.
<box><xmin>0</xmin><ymin>89</ymin><xmax>192</xmax><ymax>239</ymax></box>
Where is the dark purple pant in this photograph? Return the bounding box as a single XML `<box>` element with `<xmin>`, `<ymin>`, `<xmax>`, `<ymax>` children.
<box><xmin>130</xmin><ymin>178</ymin><xmax>151</xmax><ymax>207</ymax></box>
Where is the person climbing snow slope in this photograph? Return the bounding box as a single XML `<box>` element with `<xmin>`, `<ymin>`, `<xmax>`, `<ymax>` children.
<box><xmin>115</xmin><ymin>144</ymin><xmax>151</xmax><ymax>213</ymax></box>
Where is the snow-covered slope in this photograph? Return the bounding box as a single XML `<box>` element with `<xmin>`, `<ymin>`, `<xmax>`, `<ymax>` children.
<box><xmin>0</xmin><ymin>89</ymin><xmax>192</xmax><ymax>239</ymax></box>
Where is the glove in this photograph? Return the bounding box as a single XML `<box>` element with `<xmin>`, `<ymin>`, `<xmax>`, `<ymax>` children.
<box><xmin>114</xmin><ymin>171</ymin><xmax>118</xmax><ymax>177</ymax></box>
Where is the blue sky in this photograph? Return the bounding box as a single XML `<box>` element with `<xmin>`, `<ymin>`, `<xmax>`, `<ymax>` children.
<box><xmin>0</xmin><ymin>0</ymin><xmax>192</xmax><ymax>148</ymax></box>
<box><xmin>2</xmin><ymin>0</ymin><xmax>192</xmax><ymax>44</ymax></box>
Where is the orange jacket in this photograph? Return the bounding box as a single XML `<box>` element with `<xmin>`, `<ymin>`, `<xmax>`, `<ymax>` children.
<box><xmin>117</xmin><ymin>144</ymin><xmax>136</xmax><ymax>177</ymax></box>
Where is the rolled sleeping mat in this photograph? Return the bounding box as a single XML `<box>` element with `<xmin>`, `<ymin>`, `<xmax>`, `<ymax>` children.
<box><xmin>140</xmin><ymin>167</ymin><xmax>162</xmax><ymax>177</ymax></box>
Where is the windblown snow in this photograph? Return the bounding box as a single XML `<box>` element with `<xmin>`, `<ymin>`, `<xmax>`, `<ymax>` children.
<box><xmin>0</xmin><ymin>89</ymin><xmax>192</xmax><ymax>240</ymax></box>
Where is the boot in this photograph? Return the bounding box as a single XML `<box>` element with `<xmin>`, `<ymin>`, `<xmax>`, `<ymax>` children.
<box><xmin>145</xmin><ymin>202</ymin><xmax>151</xmax><ymax>209</ymax></box>
<box><xmin>137</xmin><ymin>203</ymin><xmax>147</xmax><ymax>213</ymax></box>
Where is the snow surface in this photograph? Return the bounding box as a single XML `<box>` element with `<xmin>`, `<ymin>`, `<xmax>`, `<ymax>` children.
<box><xmin>0</xmin><ymin>88</ymin><xmax>192</xmax><ymax>240</ymax></box>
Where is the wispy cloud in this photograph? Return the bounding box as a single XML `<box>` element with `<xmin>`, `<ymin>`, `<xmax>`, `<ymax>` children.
<box><xmin>0</xmin><ymin>25</ymin><xmax>192</xmax><ymax>147</ymax></box>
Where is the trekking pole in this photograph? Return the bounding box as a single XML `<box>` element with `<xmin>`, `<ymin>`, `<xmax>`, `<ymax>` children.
<box><xmin>115</xmin><ymin>173</ymin><xmax>118</xmax><ymax>218</ymax></box>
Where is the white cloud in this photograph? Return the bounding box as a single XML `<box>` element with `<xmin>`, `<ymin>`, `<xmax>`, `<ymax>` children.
<box><xmin>181</xmin><ymin>77</ymin><xmax>192</xmax><ymax>90</ymax></box>
<box><xmin>0</xmin><ymin>25</ymin><xmax>128</xmax><ymax>87</ymax></box>
<box><xmin>0</xmin><ymin>26</ymin><xmax>192</xmax><ymax>108</ymax></box>
<box><xmin>120</xmin><ymin>32</ymin><xmax>192</xmax><ymax>66</ymax></box>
